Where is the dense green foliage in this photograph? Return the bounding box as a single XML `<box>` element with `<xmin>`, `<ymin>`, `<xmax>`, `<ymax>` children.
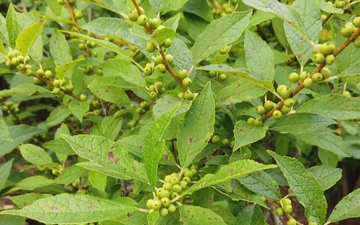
<box><xmin>1</xmin><ymin>0</ymin><xmax>360</xmax><ymax>224</ymax></box>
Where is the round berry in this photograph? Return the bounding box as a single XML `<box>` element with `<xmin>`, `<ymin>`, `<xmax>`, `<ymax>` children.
<box><xmin>160</xmin><ymin>197</ymin><xmax>171</xmax><ymax>207</ymax></box>
<box><xmin>280</xmin><ymin>88</ymin><xmax>292</xmax><ymax>99</ymax></box>
<box><xmin>128</xmin><ymin>10</ymin><xmax>139</xmax><ymax>21</ymax></box>
<box><xmin>79</xmin><ymin>94</ymin><xmax>87</xmax><ymax>102</ymax></box>
<box><xmin>283</xmin><ymin>98</ymin><xmax>294</xmax><ymax>107</ymax></box>
<box><xmin>319</xmin><ymin>43</ymin><xmax>335</xmax><ymax>55</ymax></box>
<box><xmin>183</xmin><ymin>91</ymin><xmax>194</xmax><ymax>100</ymax></box>
<box><xmin>272</xmin><ymin>110</ymin><xmax>282</xmax><ymax>119</ymax></box>
<box><xmin>287</xmin><ymin>218</ymin><xmax>297</xmax><ymax>225</ymax></box>
<box><xmin>37</xmin><ymin>68</ymin><xmax>45</xmax><ymax>76</ymax></box>
<box><xmin>275</xmin><ymin>207</ymin><xmax>284</xmax><ymax>216</ymax></box>
<box><xmin>342</xmin><ymin>90</ymin><xmax>351</xmax><ymax>97</ymax></box>
<box><xmin>353</xmin><ymin>17</ymin><xmax>360</xmax><ymax>28</ymax></box>
<box><xmin>148</xmin><ymin>18</ymin><xmax>160</xmax><ymax>29</ymax></box>
<box><xmin>256</xmin><ymin>105</ymin><xmax>266</xmax><ymax>115</ymax></box>
<box><xmin>313</xmin><ymin>53</ymin><xmax>325</xmax><ymax>64</ymax></box>
<box><xmin>149</xmin><ymin>91</ymin><xmax>158</xmax><ymax>99</ymax></box>
<box><xmin>288</xmin><ymin>72</ymin><xmax>299</xmax><ymax>83</ymax></box>
<box><xmin>146</xmin><ymin>42</ymin><xmax>156</xmax><ymax>52</ymax></box>
<box><xmin>221</xmin><ymin>138</ymin><xmax>229</xmax><ymax>146</ymax></box>
<box><xmin>146</xmin><ymin>199</ymin><xmax>154</xmax><ymax>209</ymax></box>
<box><xmin>325</xmin><ymin>54</ymin><xmax>335</xmax><ymax>65</ymax></box>
<box><xmin>299</xmin><ymin>71</ymin><xmax>310</xmax><ymax>81</ymax></box>
<box><xmin>335</xmin><ymin>0</ymin><xmax>345</xmax><ymax>8</ymax></box>
<box><xmin>182</xmin><ymin>77</ymin><xmax>192</xmax><ymax>87</ymax></box>
<box><xmin>180</xmin><ymin>180</ymin><xmax>188</xmax><ymax>189</ymax></box>
<box><xmin>276</xmin><ymin>85</ymin><xmax>287</xmax><ymax>95</ymax></box>
<box><xmin>219</xmin><ymin>45</ymin><xmax>230</xmax><ymax>54</ymax></box>
<box><xmin>152</xmin><ymin>199</ymin><xmax>162</xmax><ymax>210</ymax></box>
<box><xmin>169</xmin><ymin>176</ymin><xmax>180</xmax><ymax>185</ymax></box>
<box><xmin>283</xmin><ymin>204</ymin><xmax>293</xmax><ymax>214</ymax></box>
<box><xmin>247</xmin><ymin>117</ymin><xmax>255</xmax><ymax>125</ymax></box>
<box><xmin>354</xmin><ymin>36</ymin><xmax>360</xmax><ymax>48</ymax></box>
<box><xmin>311</xmin><ymin>72</ymin><xmax>323</xmax><ymax>82</ymax></box>
<box><xmin>321</xmin><ymin>67</ymin><xmax>331</xmax><ymax>78</ymax></box>
<box><xmin>160</xmin><ymin>208</ymin><xmax>168</xmax><ymax>217</ymax></box>
<box><xmin>166</xmin><ymin>54</ymin><xmax>174</xmax><ymax>64</ymax></box>
<box><xmin>218</xmin><ymin>73</ymin><xmax>227</xmax><ymax>81</ymax></box>
<box><xmin>155</xmin><ymin>55</ymin><xmax>163</xmax><ymax>64</ymax></box>
<box><xmin>156</xmin><ymin>64</ymin><xmax>166</xmax><ymax>73</ymax></box>
<box><xmin>211</xmin><ymin>135</ymin><xmax>221</xmax><ymax>144</ymax></box>
<box><xmin>73</xmin><ymin>9</ymin><xmax>83</xmax><ymax>20</ymax></box>
<box><xmin>281</xmin><ymin>106</ymin><xmax>291</xmax><ymax>114</ymax></box>
<box><xmin>168</xmin><ymin>204</ymin><xmax>176</xmax><ymax>213</ymax></box>
<box><xmin>44</xmin><ymin>70</ymin><xmax>53</xmax><ymax>78</ymax></box>
<box><xmin>264</xmin><ymin>100</ymin><xmax>274</xmax><ymax>111</ymax></box>
<box><xmin>183</xmin><ymin>169</ymin><xmax>194</xmax><ymax>178</ymax></box>
<box><xmin>177</xmin><ymin>69</ymin><xmax>188</xmax><ymax>79</ymax></box>
<box><xmin>303</xmin><ymin>77</ymin><xmax>314</xmax><ymax>88</ymax></box>
<box><xmin>253</xmin><ymin>118</ymin><xmax>263</xmax><ymax>127</ymax></box>
<box><xmin>170</xmin><ymin>191</ymin><xmax>179</xmax><ymax>199</ymax></box>
<box><xmin>163</xmin><ymin>39</ymin><xmax>172</xmax><ymax>48</ymax></box>
<box><xmin>182</xmin><ymin>176</ymin><xmax>191</xmax><ymax>184</ymax></box>
<box><xmin>341</xmin><ymin>24</ymin><xmax>354</xmax><ymax>37</ymax></box>
<box><xmin>162</xmin><ymin>182</ymin><xmax>172</xmax><ymax>191</ymax></box>
<box><xmin>137</xmin><ymin>15</ymin><xmax>148</xmax><ymax>26</ymax></box>
<box><xmin>208</xmin><ymin>71</ymin><xmax>216</xmax><ymax>77</ymax></box>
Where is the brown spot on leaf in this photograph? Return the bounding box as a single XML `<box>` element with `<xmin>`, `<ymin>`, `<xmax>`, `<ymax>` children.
<box><xmin>108</xmin><ymin>152</ymin><xmax>114</xmax><ymax>160</ymax></box>
<box><xmin>51</xmin><ymin>206</ymin><xmax>59</xmax><ymax>211</ymax></box>
<box><xmin>188</xmin><ymin>138</ymin><xmax>193</xmax><ymax>144</ymax></box>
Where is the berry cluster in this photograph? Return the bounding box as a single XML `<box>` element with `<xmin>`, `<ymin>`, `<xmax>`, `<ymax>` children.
<box><xmin>212</xmin><ymin>0</ymin><xmax>237</xmax><ymax>18</ymax></box>
<box><xmin>275</xmin><ymin>198</ymin><xmax>295</xmax><ymax>224</ymax></box>
<box><xmin>208</xmin><ymin>70</ymin><xmax>227</xmax><ymax>81</ymax></box>
<box><xmin>4</xmin><ymin>49</ymin><xmax>31</xmax><ymax>71</ymax></box>
<box><xmin>146</xmin><ymin>165</ymin><xmax>199</xmax><ymax>216</ymax></box>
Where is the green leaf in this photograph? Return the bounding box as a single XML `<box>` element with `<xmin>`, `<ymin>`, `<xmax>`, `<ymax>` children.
<box><xmin>54</xmin><ymin>165</ymin><xmax>87</xmax><ymax>185</ymax></box>
<box><xmin>296</xmin><ymin>128</ymin><xmax>351</xmax><ymax>157</ymax></box>
<box><xmin>148</xmin><ymin>0</ymin><xmax>166</xmax><ymax>14</ymax></box>
<box><xmin>101</xmin><ymin>113</ymin><xmax>123</xmax><ymax>141</ymax></box>
<box><xmin>191</xmin><ymin>11</ymin><xmax>252</xmax><ymax>65</ymax></box>
<box><xmin>268</xmin><ymin>151</ymin><xmax>327</xmax><ymax>224</ymax></box>
<box><xmin>0</xmin><ymin>125</ymin><xmax>45</xmax><ymax>157</ymax></box>
<box><xmin>62</xmin><ymin>135</ymin><xmax>148</xmax><ymax>183</ymax></box>
<box><xmin>0</xmin><ymin>117</ymin><xmax>11</xmax><ymax>142</ymax></box>
<box><xmin>182</xmin><ymin>0</ymin><xmax>213</xmax><ymax>22</ymax></box>
<box><xmin>244</xmin><ymin>31</ymin><xmax>275</xmax><ymax>81</ymax></box>
<box><xmin>182</xmin><ymin>160</ymin><xmax>277</xmax><ymax>195</ymax></box>
<box><xmin>235</xmin><ymin>204</ymin><xmax>266</xmax><ymax>225</ymax></box>
<box><xmin>49</xmin><ymin>29</ymin><xmax>72</xmax><ymax>66</ymax></box>
<box><xmin>162</xmin><ymin>0</ymin><xmax>188</xmax><ymax>14</ymax></box>
<box><xmin>10</xmin><ymin>193</ymin><xmax>52</xmax><ymax>209</ymax></box>
<box><xmin>269</xmin><ymin>113</ymin><xmax>336</xmax><ymax>134</ymax></box>
<box><xmin>0</xmin><ymin>194</ymin><xmax>138</xmax><ymax>224</ymax></box>
<box><xmin>153</xmin><ymin>95</ymin><xmax>192</xmax><ymax>118</ymax></box>
<box><xmin>233</xmin><ymin>121</ymin><xmax>267</xmax><ymax>149</ymax></box>
<box><xmin>19</xmin><ymin>144</ymin><xmax>53</xmax><ymax>166</ymax></box>
<box><xmin>16</xmin><ymin>20</ymin><xmax>44</xmax><ymax>57</ymax></box>
<box><xmin>319</xmin><ymin>0</ymin><xmax>343</xmax><ymax>14</ymax></box>
<box><xmin>327</xmin><ymin>188</ymin><xmax>360</xmax><ymax>223</ymax></box>
<box><xmin>13</xmin><ymin>176</ymin><xmax>54</xmax><ymax>191</ymax></box>
<box><xmin>308</xmin><ymin>165</ymin><xmax>342</xmax><ymax>191</ymax></box>
<box><xmin>150</xmin><ymin>26</ymin><xmax>175</xmax><ymax>44</ymax></box>
<box><xmin>45</xmin><ymin>0</ymin><xmax>62</xmax><ymax>16</ymax></box>
<box><xmin>88</xmin><ymin>170</ymin><xmax>107</xmax><ymax>192</ymax></box>
<box><xmin>0</xmin><ymin>83</ymin><xmax>51</xmax><ymax>98</ymax></box>
<box><xmin>101</xmin><ymin>58</ymin><xmax>146</xmax><ymax>88</ymax></box>
<box><xmin>6</xmin><ymin>4</ymin><xmax>20</xmax><ymax>47</ymax></box>
<box><xmin>0</xmin><ymin>159</ymin><xmax>14</xmax><ymax>191</ymax></box>
<box><xmin>179</xmin><ymin>205</ymin><xmax>226</xmax><ymax>225</ymax></box>
<box><xmin>238</xmin><ymin>171</ymin><xmax>281</xmax><ymax>200</ymax></box>
<box><xmin>144</xmin><ymin>105</ymin><xmax>179</xmax><ymax>187</ymax></box>
<box><xmin>215</xmin><ymin>77</ymin><xmax>268</xmax><ymax>105</ymax></box>
<box><xmin>88</xmin><ymin>77</ymin><xmax>130</xmax><ymax>104</ymax></box>
<box><xmin>45</xmin><ymin>106</ymin><xmax>72</xmax><ymax>127</ymax></box>
<box><xmin>0</xmin><ymin>215</ymin><xmax>26</xmax><ymax>225</ymax></box>
<box><xmin>177</xmin><ymin>82</ymin><xmax>215</xmax><ymax>167</ymax></box>
<box><xmin>167</xmin><ymin>38</ymin><xmax>193</xmax><ymax>74</ymax></box>
<box><xmin>69</xmin><ymin>99</ymin><xmax>89</xmax><ymax>122</ymax></box>
<box><xmin>296</xmin><ymin>95</ymin><xmax>360</xmax><ymax>120</ymax></box>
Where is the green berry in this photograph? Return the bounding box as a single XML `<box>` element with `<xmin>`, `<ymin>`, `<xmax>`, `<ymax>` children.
<box><xmin>288</xmin><ymin>72</ymin><xmax>299</xmax><ymax>83</ymax></box>
<box><xmin>321</xmin><ymin>67</ymin><xmax>331</xmax><ymax>78</ymax></box>
<box><xmin>280</xmin><ymin>88</ymin><xmax>292</xmax><ymax>99</ymax></box>
<box><xmin>299</xmin><ymin>71</ymin><xmax>310</xmax><ymax>81</ymax></box>
<box><xmin>275</xmin><ymin>207</ymin><xmax>284</xmax><ymax>216</ymax></box>
<box><xmin>127</xmin><ymin>120</ymin><xmax>135</xmax><ymax>129</ymax></box>
<box><xmin>177</xmin><ymin>69</ymin><xmax>188</xmax><ymax>79</ymax></box>
<box><xmin>53</xmin><ymin>87</ymin><xmax>61</xmax><ymax>95</ymax></box>
<box><xmin>342</xmin><ymin>90</ymin><xmax>351</xmax><ymax>97</ymax></box>
<box><xmin>73</xmin><ymin>9</ymin><xmax>83</xmax><ymax>20</ymax></box>
<box><xmin>313</xmin><ymin>53</ymin><xmax>325</xmax><ymax>64</ymax></box>
<box><xmin>272</xmin><ymin>110</ymin><xmax>282</xmax><ymax>119</ymax></box>
<box><xmin>160</xmin><ymin>197</ymin><xmax>171</xmax><ymax>207</ymax></box>
<box><xmin>33</xmin><ymin>77</ymin><xmax>41</xmax><ymax>84</ymax></box>
<box><xmin>149</xmin><ymin>91</ymin><xmax>158</xmax><ymax>99</ymax></box>
<box><xmin>276</xmin><ymin>85</ymin><xmax>287</xmax><ymax>94</ymax></box>
<box><xmin>264</xmin><ymin>100</ymin><xmax>274</xmax><ymax>111</ymax></box>
<box><xmin>281</xmin><ymin>106</ymin><xmax>291</xmax><ymax>114</ymax></box>
<box><xmin>308</xmin><ymin>221</ymin><xmax>318</xmax><ymax>225</ymax></box>
<box><xmin>170</xmin><ymin>176</ymin><xmax>180</xmax><ymax>185</ymax></box>
<box><xmin>256</xmin><ymin>105</ymin><xmax>266</xmax><ymax>115</ymax></box>
<box><xmin>156</xmin><ymin>64</ymin><xmax>166</xmax><ymax>73</ymax></box>
<box><xmin>341</xmin><ymin>24</ymin><xmax>354</xmax><ymax>37</ymax></box>
<box><xmin>325</xmin><ymin>54</ymin><xmax>335</xmax><ymax>65</ymax></box>
<box><xmin>211</xmin><ymin>135</ymin><xmax>221</xmax><ymax>144</ymax></box>
<box><xmin>182</xmin><ymin>176</ymin><xmax>191</xmax><ymax>183</ymax></box>
<box><xmin>146</xmin><ymin>42</ymin><xmax>156</xmax><ymax>52</ymax></box>
<box><xmin>168</xmin><ymin>204</ymin><xmax>176</xmax><ymax>213</ymax></box>
<box><xmin>183</xmin><ymin>91</ymin><xmax>194</xmax><ymax>100</ymax></box>
<box><xmin>155</xmin><ymin>55</ymin><xmax>163</xmax><ymax>64</ymax></box>
<box><xmin>335</xmin><ymin>0</ymin><xmax>346</xmax><ymax>8</ymax></box>
<box><xmin>148</xmin><ymin>18</ymin><xmax>160</xmax><ymax>29</ymax></box>
<box><xmin>219</xmin><ymin>45</ymin><xmax>230</xmax><ymax>54</ymax></box>
<box><xmin>163</xmin><ymin>38</ymin><xmax>172</xmax><ymax>48</ymax></box>
<box><xmin>287</xmin><ymin>218</ymin><xmax>297</xmax><ymax>225</ymax></box>
<box><xmin>163</xmin><ymin>182</ymin><xmax>172</xmax><ymax>191</ymax></box>
<box><xmin>353</xmin><ymin>17</ymin><xmax>360</xmax><ymax>28</ymax></box>
<box><xmin>183</xmin><ymin>168</ymin><xmax>194</xmax><ymax>178</ymax></box>
<box><xmin>208</xmin><ymin>71</ymin><xmax>216</xmax><ymax>77</ymax></box>
<box><xmin>319</xmin><ymin>43</ymin><xmax>335</xmax><ymax>55</ymax></box>
<box><xmin>311</xmin><ymin>72</ymin><xmax>323</xmax><ymax>82</ymax></box>
<box><xmin>128</xmin><ymin>10</ymin><xmax>139</xmax><ymax>21</ymax></box>
<box><xmin>37</xmin><ymin>68</ymin><xmax>45</xmax><ymax>76</ymax></box>
<box><xmin>253</xmin><ymin>118</ymin><xmax>263</xmax><ymax>127</ymax></box>
<box><xmin>79</xmin><ymin>94</ymin><xmax>87</xmax><ymax>102</ymax></box>
<box><xmin>160</xmin><ymin>208</ymin><xmax>168</xmax><ymax>217</ymax></box>
<box><xmin>170</xmin><ymin>191</ymin><xmax>179</xmax><ymax>199</ymax></box>
<box><xmin>283</xmin><ymin>204</ymin><xmax>293</xmax><ymax>214</ymax></box>
<box><xmin>166</xmin><ymin>54</ymin><xmax>174</xmax><ymax>64</ymax></box>
<box><xmin>221</xmin><ymin>138</ymin><xmax>230</xmax><ymax>146</ymax></box>
<box><xmin>303</xmin><ymin>77</ymin><xmax>314</xmax><ymax>88</ymax></box>
<box><xmin>281</xmin><ymin>198</ymin><xmax>292</xmax><ymax>206</ymax></box>
<box><xmin>354</xmin><ymin>36</ymin><xmax>360</xmax><ymax>48</ymax></box>
<box><xmin>152</xmin><ymin>199</ymin><xmax>162</xmax><ymax>210</ymax></box>
<box><xmin>283</xmin><ymin>98</ymin><xmax>294</xmax><ymax>107</ymax></box>
<box><xmin>57</xmin><ymin>0</ymin><xmax>64</xmax><ymax>4</ymax></box>
<box><xmin>11</xmin><ymin>57</ymin><xmax>19</xmax><ymax>65</ymax></box>
<box><xmin>218</xmin><ymin>73</ymin><xmax>227</xmax><ymax>81</ymax></box>
<box><xmin>44</xmin><ymin>70</ymin><xmax>53</xmax><ymax>78</ymax></box>
<box><xmin>182</xmin><ymin>77</ymin><xmax>192</xmax><ymax>87</ymax></box>
<box><xmin>180</xmin><ymin>180</ymin><xmax>188</xmax><ymax>189</ymax></box>
<box><xmin>137</xmin><ymin>15</ymin><xmax>148</xmax><ymax>26</ymax></box>
<box><xmin>146</xmin><ymin>199</ymin><xmax>154</xmax><ymax>209</ymax></box>
<box><xmin>247</xmin><ymin>117</ymin><xmax>255</xmax><ymax>125</ymax></box>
